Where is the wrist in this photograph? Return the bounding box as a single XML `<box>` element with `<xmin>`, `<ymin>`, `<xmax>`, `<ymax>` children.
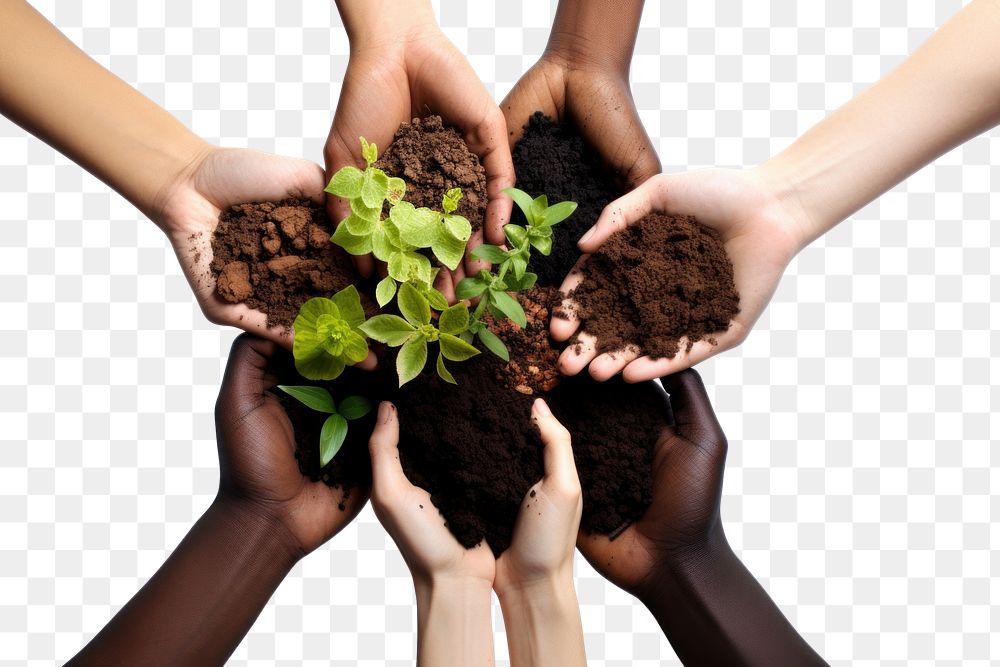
<box><xmin>210</xmin><ymin>494</ymin><xmax>305</xmax><ymax>567</ymax></box>
<box><xmin>496</xmin><ymin>569</ymin><xmax>577</xmax><ymax>616</ymax></box>
<box><xmin>750</xmin><ymin>160</ymin><xmax>821</xmax><ymax>254</ymax></box>
<box><xmin>544</xmin><ymin>1</ymin><xmax>643</xmax><ymax>75</ymax></box>
<box><xmin>337</xmin><ymin>0</ymin><xmax>437</xmax><ymax>53</ymax></box>
<box><xmin>636</xmin><ymin>527</ymin><xmax>731</xmax><ymax>610</ymax></box>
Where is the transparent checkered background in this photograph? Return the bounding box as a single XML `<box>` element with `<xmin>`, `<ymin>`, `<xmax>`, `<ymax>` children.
<box><xmin>1</xmin><ymin>1</ymin><xmax>996</xmax><ymax>664</ymax></box>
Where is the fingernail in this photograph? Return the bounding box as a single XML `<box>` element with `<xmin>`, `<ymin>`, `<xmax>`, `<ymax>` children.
<box><xmin>533</xmin><ymin>398</ymin><xmax>551</xmax><ymax>417</ymax></box>
<box><xmin>579</xmin><ymin>226</ymin><xmax>596</xmax><ymax>245</ymax></box>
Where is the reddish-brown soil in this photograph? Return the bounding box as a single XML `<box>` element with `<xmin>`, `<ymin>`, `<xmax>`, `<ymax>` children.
<box><xmin>511</xmin><ymin>112</ymin><xmax>620</xmax><ymax>287</ymax></box>
<box><xmin>569</xmin><ymin>213</ymin><xmax>740</xmax><ymax>360</ymax></box>
<box><xmin>375</xmin><ymin>115</ymin><xmax>487</xmax><ymax>231</ymax></box>
<box><xmin>484</xmin><ymin>287</ymin><xmax>562</xmax><ymax>396</ymax></box>
<box><xmin>210</xmin><ymin>199</ymin><xmax>359</xmax><ymax>329</ymax></box>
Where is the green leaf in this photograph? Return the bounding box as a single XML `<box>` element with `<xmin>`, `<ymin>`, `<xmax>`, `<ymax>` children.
<box><xmin>391</xmin><ymin>202</ymin><xmax>440</xmax><ymax>248</ymax></box>
<box><xmin>470</xmin><ymin>244</ymin><xmax>508</xmax><ymax>264</ymax></box>
<box><xmin>397</xmin><ymin>282</ymin><xmax>431</xmax><ymax>326</ymax></box>
<box><xmin>397</xmin><ymin>335</ymin><xmax>428</xmax><ymax>387</ymax></box>
<box><xmin>351</xmin><ymin>197</ymin><xmax>381</xmax><ymax>221</ymax></box>
<box><xmin>431</xmin><ymin>231</ymin><xmax>466</xmax><ymax>271</ymax></box>
<box><xmin>331</xmin><ymin>285</ymin><xmax>366</xmax><ymax>328</ymax></box>
<box><xmin>341</xmin><ymin>330</ymin><xmax>370</xmax><ymax>364</ymax></box>
<box><xmin>339</xmin><ymin>395</ymin><xmax>372</xmax><ymax>420</ymax></box>
<box><xmin>325</xmin><ymin>165</ymin><xmax>364</xmax><ymax>199</ymax></box>
<box><xmin>439</xmin><ymin>303</ymin><xmax>470</xmax><ymax>335</ymax></box>
<box><xmin>424</xmin><ymin>287</ymin><xmax>450</xmax><ymax>311</ymax></box>
<box><xmin>530</xmin><ymin>234</ymin><xmax>553</xmax><ymax>256</ymax></box>
<box><xmin>359</xmin><ymin>314</ymin><xmax>416</xmax><ymax>346</ymax></box>
<box><xmin>292</xmin><ymin>297</ymin><xmax>340</xmax><ymax>360</ymax></box>
<box><xmin>295</xmin><ymin>353</ymin><xmax>346</xmax><ymax>382</ymax></box>
<box><xmin>436</xmin><ymin>352</ymin><xmax>457</xmax><ymax>384</ymax></box>
<box><xmin>530</xmin><ymin>194</ymin><xmax>548</xmax><ymax>221</ymax></box>
<box><xmin>331</xmin><ymin>221</ymin><xmax>372</xmax><ymax>255</ymax></box>
<box><xmin>503</xmin><ymin>187</ymin><xmax>535</xmax><ymax>221</ymax></box>
<box><xmin>360</xmin><ymin>169</ymin><xmax>389</xmax><ymax>209</ymax></box>
<box><xmin>387</xmin><ymin>177</ymin><xmax>406</xmax><ymax>204</ymax></box>
<box><xmin>276</xmin><ymin>385</ymin><xmax>337</xmax><ymax>413</ymax></box>
<box><xmin>376</xmin><ymin>276</ymin><xmax>397</xmax><ymax>307</ymax></box>
<box><xmin>320</xmin><ymin>413</ymin><xmax>349</xmax><ymax>466</ymax></box>
<box><xmin>387</xmin><ymin>251</ymin><xmax>433</xmax><ymax>283</ymax></box>
<box><xmin>371</xmin><ymin>220</ymin><xmax>401</xmax><ymax>261</ymax></box>
<box><xmin>455</xmin><ymin>277</ymin><xmax>488</xmax><ymax>300</ymax></box>
<box><xmin>343</xmin><ymin>212</ymin><xmax>376</xmax><ymax>236</ymax></box>
<box><xmin>510</xmin><ymin>254</ymin><xmax>528</xmax><ymax>279</ymax></box>
<box><xmin>439</xmin><ymin>333</ymin><xmax>480</xmax><ymax>362</ymax></box>
<box><xmin>477</xmin><ymin>327</ymin><xmax>510</xmax><ymax>361</ymax></box>
<box><xmin>442</xmin><ymin>187</ymin><xmax>463</xmax><ymax>214</ymax></box>
<box><xmin>491</xmin><ymin>290</ymin><xmax>527</xmax><ymax>327</ymax></box>
<box><xmin>443</xmin><ymin>214</ymin><xmax>471</xmax><ymax>242</ymax></box>
<box><xmin>504</xmin><ymin>224</ymin><xmax>528</xmax><ymax>248</ymax></box>
<box><xmin>506</xmin><ymin>271</ymin><xmax>537</xmax><ymax>292</ymax></box>
<box><xmin>542</xmin><ymin>200</ymin><xmax>577</xmax><ymax>226</ymax></box>
<box><xmin>459</xmin><ymin>330</ymin><xmax>474</xmax><ymax>344</ymax></box>
<box><xmin>360</xmin><ymin>136</ymin><xmax>377</xmax><ymax>166</ymax></box>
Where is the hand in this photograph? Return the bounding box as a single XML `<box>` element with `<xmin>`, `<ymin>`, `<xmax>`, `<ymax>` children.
<box><xmin>501</xmin><ymin>51</ymin><xmax>660</xmax><ymax>191</ymax></box>
<box><xmin>552</xmin><ymin>168</ymin><xmax>808</xmax><ymax>381</ymax></box>
<box><xmin>152</xmin><ymin>146</ymin><xmax>333</xmax><ymax>349</ymax></box>
<box><xmin>214</xmin><ymin>333</ymin><xmax>369</xmax><ymax>557</ymax></box>
<box><xmin>576</xmin><ymin>369</ymin><xmax>727</xmax><ymax>596</ymax></box>
<box><xmin>325</xmin><ymin>8</ymin><xmax>514</xmax><ymax>277</ymax></box>
<box><xmin>367</xmin><ymin>401</ymin><xmax>496</xmax><ymax>586</ymax></box>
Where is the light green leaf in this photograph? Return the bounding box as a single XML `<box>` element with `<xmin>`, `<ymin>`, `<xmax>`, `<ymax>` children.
<box><xmin>506</xmin><ymin>271</ymin><xmax>537</xmax><ymax>292</ymax></box>
<box><xmin>361</xmin><ymin>169</ymin><xmax>389</xmax><ymax>209</ymax></box>
<box><xmin>503</xmin><ymin>187</ymin><xmax>535</xmax><ymax>221</ymax></box>
<box><xmin>455</xmin><ymin>277</ymin><xmax>488</xmax><ymax>300</ymax></box>
<box><xmin>439</xmin><ymin>333</ymin><xmax>480</xmax><ymax>362</ymax></box>
<box><xmin>360</xmin><ymin>136</ymin><xmax>377</xmax><ymax>166</ymax></box>
<box><xmin>477</xmin><ymin>327</ymin><xmax>510</xmax><ymax>361</ymax></box>
<box><xmin>397</xmin><ymin>282</ymin><xmax>431</xmax><ymax>326</ymax></box>
<box><xmin>387</xmin><ymin>177</ymin><xmax>406</xmax><ymax>204</ymax></box>
<box><xmin>292</xmin><ymin>297</ymin><xmax>340</xmax><ymax>357</ymax></box>
<box><xmin>371</xmin><ymin>220</ymin><xmax>400</xmax><ymax>261</ymax></box>
<box><xmin>295</xmin><ymin>352</ymin><xmax>346</xmax><ymax>381</ymax></box>
<box><xmin>319</xmin><ymin>413</ymin><xmax>349</xmax><ymax>466</ymax></box>
<box><xmin>504</xmin><ymin>224</ymin><xmax>528</xmax><ymax>248</ymax></box>
<box><xmin>491</xmin><ymin>290</ymin><xmax>527</xmax><ymax>328</ymax></box>
<box><xmin>443</xmin><ymin>214</ymin><xmax>471</xmax><ymax>242</ymax></box>
<box><xmin>387</xmin><ymin>251</ymin><xmax>433</xmax><ymax>284</ymax></box>
<box><xmin>397</xmin><ymin>335</ymin><xmax>428</xmax><ymax>387</ymax></box>
<box><xmin>542</xmin><ymin>200</ymin><xmax>577</xmax><ymax>226</ymax></box>
<box><xmin>276</xmin><ymin>385</ymin><xmax>337</xmax><ymax>413</ymax></box>
<box><xmin>459</xmin><ymin>330</ymin><xmax>474</xmax><ymax>344</ymax></box>
<box><xmin>424</xmin><ymin>287</ymin><xmax>450</xmax><ymax>311</ymax></box>
<box><xmin>442</xmin><ymin>187</ymin><xmax>463</xmax><ymax>214</ymax></box>
<box><xmin>470</xmin><ymin>244</ymin><xmax>508</xmax><ymax>264</ymax></box>
<box><xmin>339</xmin><ymin>395</ymin><xmax>372</xmax><ymax>420</ymax></box>
<box><xmin>341</xmin><ymin>330</ymin><xmax>370</xmax><ymax>364</ymax></box>
<box><xmin>436</xmin><ymin>352</ymin><xmax>456</xmax><ymax>384</ymax></box>
<box><xmin>530</xmin><ymin>234</ymin><xmax>553</xmax><ymax>256</ymax></box>
<box><xmin>325</xmin><ymin>165</ymin><xmax>364</xmax><ymax>199</ymax></box>
<box><xmin>331</xmin><ymin>285</ymin><xmax>366</xmax><ymax>328</ymax></box>
<box><xmin>431</xmin><ymin>231</ymin><xmax>466</xmax><ymax>271</ymax></box>
<box><xmin>343</xmin><ymin>213</ymin><xmax>375</xmax><ymax>236</ymax></box>
<box><xmin>351</xmin><ymin>197</ymin><xmax>381</xmax><ymax>221</ymax></box>
<box><xmin>376</xmin><ymin>276</ymin><xmax>396</xmax><ymax>307</ymax></box>
<box><xmin>358</xmin><ymin>314</ymin><xmax>415</xmax><ymax>346</ymax></box>
<box><xmin>331</xmin><ymin>221</ymin><xmax>372</xmax><ymax>255</ymax></box>
<box><xmin>391</xmin><ymin>202</ymin><xmax>440</xmax><ymax>248</ymax></box>
<box><xmin>530</xmin><ymin>194</ymin><xmax>548</xmax><ymax>221</ymax></box>
<box><xmin>439</xmin><ymin>303</ymin><xmax>470</xmax><ymax>335</ymax></box>
<box><xmin>510</xmin><ymin>254</ymin><xmax>528</xmax><ymax>280</ymax></box>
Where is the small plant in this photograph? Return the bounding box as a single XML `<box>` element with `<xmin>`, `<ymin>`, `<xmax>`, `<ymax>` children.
<box><xmin>277</xmin><ymin>386</ymin><xmax>372</xmax><ymax>466</ymax></box>
<box><xmin>292</xmin><ymin>286</ymin><xmax>368</xmax><ymax>381</ymax></box>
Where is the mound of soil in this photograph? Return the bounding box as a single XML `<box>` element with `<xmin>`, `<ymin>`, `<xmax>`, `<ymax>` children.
<box><xmin>376</xmin><ymin>115</ymin><xmax>487</xmax><ymax>231</ymax></box>
<box><xmin>210</xmin><ymin>199</ymin><xmax>359</xmax><ymax>329</ymax></box>
<box><xmin>511</xmin><ymin>112</ymin><xmax>620</xmax><ymax>287</ymax></box>
<box><xmin>570</xmin><ymin>213</ymin><xmax>740</xmax><ymax>360</ymax></box>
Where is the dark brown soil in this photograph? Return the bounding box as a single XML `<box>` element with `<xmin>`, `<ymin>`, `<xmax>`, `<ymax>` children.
<box><xmin>570</xmin><ymin>213</ymin><xmax>740</xmax><ymax>360</ymax></box>
<box><xmin>376</xmin><ymin>115</ymin><xmax>487</xmax><ymax>231</ymax></box>
<box><xmin>484</xmin><ymin>287</ymin><xmax>562</xmax><ymax>396</ymax></box>
<box><xmin>511</xmin><ymin>113</ymin><xmax>620</xmax><ymax>287</ymax></box>
<box><xmin>210</xmin><ymin>199</ymin><xmax>359</xmax><ymax>329</ymax></box>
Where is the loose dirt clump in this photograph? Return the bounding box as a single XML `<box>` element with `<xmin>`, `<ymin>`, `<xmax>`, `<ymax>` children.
<box><xmin>210</xmin><ymin>199</ymin><xmax>358</xmax><ymax>329</ymax></box>
<box><xmin>376</xmin><ymin>115</ymin><xmax>488</xmax><ymax>231</ymax></box>
<box><xmin>486</xmin><ymin>287</ymin><xmax>562</xmax><ymax>396</ymax></box>
<box><xmin>570</xmin><ymin>213</ymin><xmax>740</xmax><ymax>360</ymax></box>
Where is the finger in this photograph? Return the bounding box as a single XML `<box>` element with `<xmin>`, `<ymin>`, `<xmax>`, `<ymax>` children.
<box><xmin>620</xmin><ymin>332</ymin><xmax>738</xmax><ymax>383</ymax></box>
<box><xmin>557</xmin><ymin>332</ymin><xmax>598</xmax><ymax>376</ymax></box>
<box><xmin>356</xmin><ymin>349</ymin><xmax>378</xmax><ymax>372</ymax></box>
<box><xmin>588</xmin><ymin>346</ymin><xmax>642</xmax><ymax>381</ymax></box>
<box><xmin>217</xmin><ymin>333</ymin><xmax>279</xmax><ymax>412</ymax></box>
<box><xmin>577</xmin><ymin>175</ymin><xmax>669</xmax><ymax>253</ymax></box>
<box><xmin>433</xmin><ymin>267</ymin><xmax>456</xmax><ymax>304</ymax></box>
<box><xmin>367</xmin><ymin>402</ymin><xmax>407</xmax><ymax>499</ymax></box>
<box><xmin>549</xmin><ymin>255</ymin><xmax>587</xmax><ymax>342</ymax></box>
<box><xmin>463</xmin><ymin>108</ymin><xmax>515</xmax><ymax>246</ymax></box>
<box><xmin>658</xmin><ymin>369</ymin><xmax>726</xmax><ymax>445</ymax></box>
<box><xmin>532</xmin><ymin>399</ymin><xmax>578</xmax><ymax>489</ymax></box>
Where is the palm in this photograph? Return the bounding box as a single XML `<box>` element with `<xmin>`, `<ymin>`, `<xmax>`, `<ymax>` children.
<box><xmin>154</xmin><ymin>148</ymin><xmax>327</xmax><ymax>348</ymax></box>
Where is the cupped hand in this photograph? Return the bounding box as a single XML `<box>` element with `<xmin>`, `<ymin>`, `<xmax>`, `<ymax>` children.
<box><xmin>325</xmin><ymin>22</ymin><xmax>514</xmax><ymax>277</ymax></box>
<box><xmin>501</xmin><ymin>52</ymin><xmax>660</xmax><ymax>191</ymax></box>
<box><xmin>367</xmin><ymin>402</ymin><xmax>496</xmax><ymax>586</ymax></box>
<box><xmin>152</xmin><ymin>146</ymin><xmax>328</xmax><ymax>348</ymax></box>
<box><xmin>494</xmin><ymin>399</ymin><xmax>583</xmax><ymax>594</ymax></box>
<box><xmin>576</xmin><ymin>369</ymin><xmax>727</xmax><ymax>596</ymax></box>
<box><xmin>552</xmin><ymin>168</ymin><xmax>808</xmax><ymax>382</ymax></box>
<box><xmin>214</xmin><ymin>333</ymin><xmax>369</xmax><ymax>557</ymax></box>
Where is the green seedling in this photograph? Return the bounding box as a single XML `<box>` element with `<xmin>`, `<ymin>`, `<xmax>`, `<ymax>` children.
<box><xmin>277</xmin><ymin>386</ymin><xmax>371</xmax><ymax>467</ymax></box>
<box><xmin>292</xmin><ymin>285</ymin><xmax>369</xmax><ymax>381</ymax></box>
<box><xmin>359</xmin><ymin>282</ymin><xmax>479</xmax><ymax>386</ymax></box>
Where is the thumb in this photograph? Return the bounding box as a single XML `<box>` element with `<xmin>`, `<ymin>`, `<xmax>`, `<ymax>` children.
<box><xmin>532</xmin><ymin>399</ymin><xmax>578</xmax><ymax>490</ymax></box>
<box><xmin>367</xmin><ymin>402</ymin><xmax>406</xmax><ymax>500</ymax></box>
<box><xmin>577</xmin><ymin>174</ymin><xmax>669</xmax><ymax>253</ymax></box>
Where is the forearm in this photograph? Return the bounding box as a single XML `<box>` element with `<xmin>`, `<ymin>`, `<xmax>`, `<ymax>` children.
<box><xmin>497</xmin><ymin>576</ymin><xmax>587</xmax><ymax>667</ymax></box>
<box><xmin>546</xmin><ymin>0</ymin><xmax>645</xmax><ymax>72</ymax></box>
<box><xmin>642</xmin><ymin>531</ymin><xmax>825</xmax><ymax>666</ymax></box>
<box><xmin>414</xmin><ymin>577</ymin><xmax>494</xmax><ymax>667</ymax></box>
<box><xmin>67</xmin><ymin>496</ymin><xmax>300</xmax><ymax>667</ymax></box>
<box><xmin>0</xmin><ymin>1</ymin><xmax>209</xmax><ymax>221</ymax></box>
<box><xmin>334</xmin><ymin>0</ymin><xmax>437</xmax><ymax>50</ymax></box>
<box><xmin>761</xmin><ymin>0</ymin><xmax>1000</xmax><ymax>246</ymax></box>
